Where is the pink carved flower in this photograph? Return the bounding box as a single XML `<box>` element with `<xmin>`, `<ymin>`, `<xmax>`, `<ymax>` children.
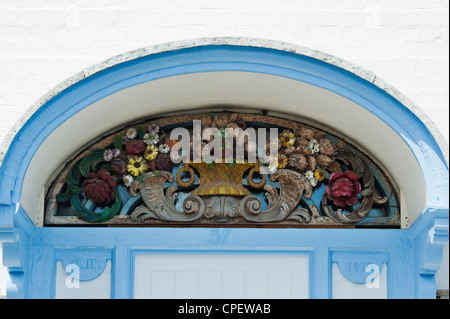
<box><xmin>326</xmin><ymin>171</ymin><xmax>361</xmax><ymax>208</ymax></box>
<box><xmin>82</xmin><ymin>169</ymin><xmax>117</xmax><ymax>204</ymax></box>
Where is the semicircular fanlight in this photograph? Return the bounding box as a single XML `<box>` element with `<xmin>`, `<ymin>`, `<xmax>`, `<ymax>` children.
<box><xmin>45</xmin><ymin>111</ymin><xmax>400</xmax><ymax>228</ymax></box>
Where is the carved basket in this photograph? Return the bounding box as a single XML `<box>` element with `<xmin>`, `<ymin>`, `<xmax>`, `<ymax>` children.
<box><xmin>177</xmin><ymin>162</ymin><xmax>263</xmax><ymax>196</ymax></box>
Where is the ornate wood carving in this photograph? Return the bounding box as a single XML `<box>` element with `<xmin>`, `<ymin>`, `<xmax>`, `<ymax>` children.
<box><xmin>240</xmin><ymin>169</ymin><xmax>313</xmax><ymax>223</ymax></box>
<box><xmin>45</xmin><ymin>111</ymin><xmax>400</xmax><ymax>227</ymax></box>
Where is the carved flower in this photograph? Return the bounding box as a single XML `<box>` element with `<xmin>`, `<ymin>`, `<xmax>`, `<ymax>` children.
<box><xmin>314</xmin><ymin>168</ymin><xmax>325</xmax><ymax>181</ymax></box>
<box><xmin>103</xmin><ymin>148</ymin><xmax>121</xmax><ymax>162</ymax></box>
<box><xmin>326</xmin><ymin>171</ymin><xmax>362</xmax><ymax>208</ymax></box>
<box><xmin>124</xmin><ymin>139</ymin><xmax>147</xmax><ymax>155</ymax></box>
<box><xmin>126</xmin><ymin>128</ymin><xmax>137</xmax><ymax>139</ymax></box>
<box><xmin>283</xmin><ymin>146</ymin><xmax>297</xmax><ymax>156</ymax></box>
<box><xmin>127</xmin><ymin>156</ymin><xmax>148</xmax><ymax>176</ymax></box>
<box><xmin>304</xmin><ymin>170</ymin><xmax>320</xmax><ymax>187</ymax></box>
<box><xmin>148</xmin><ymin>123</ymin><xmax>160</xmax><ymax>134</ymax></box>
<box><xmin>280</xmin><ymin>130</ymin><xmax>296</xmax><ymax>147</ymax></box>
<box><xmin>308</xmin><ymin>138</ymin><xmax>320</xmax><ymax>155</ymax></box>
<box><xmin>123</xmin><ymin>174</ymin><xmax>134</xmax><ymax>187</ymax></box>
<box><xmin>309</xmin><ymin>178</ymin><xmax>318</xmax><ymax>187</ymax></box>
<box><xmin>121</xmin><ymin>135</ymin><xmax>129</xmax><ymax>145</ymax></box>
<box><xmin>103</xmin><ymin>149</ymin><xmax>114</xmax><ymax>162</ymax></box>
<box><xmin>304</xmin><ymin>170</ymin><xmax>313</xmax><ymax>179</ymax></box>
<box><xmin>268</xmin><ymin>161</ymin><xmax>278</xmax><ymax>174</ymax></box>
<box><xmin>295</xmin><ymin>136</ymin><xmax>309</xmax><ymax>147</ymax></box>
<box><xmin>82</xmin><ymin>169</ymin><xmax>117</xmax><ymax>204</ymax></box>
<box><xmin>212</xmin><ymin>113</ymin><xmax>237</xmax><ymax>128</ymax></box>
<box><xmin>144</xmin><ymin>144</ymin><xmax>159</xmax><ymax>161</ymax></box>
<box><xmin>287</xmin><ymin>153</ymin><xmax>308</xmax><ymax>172</ymax></box>
<box><xmin>198</xmin><ymin>114</ymin><xmax>213</xmax><ymax>129</ymax></box>
<box><xmin>143</xmin><ymin>132</ymin><xmax>159</xmax><ymax>145</ymax></box>
<box><xmin>306</xmin><ymin>155</ymin><xmax>316</xmax><ymax>171</ymax></box>
<box><xmin>155</xmin><ymin>153</ymin><xmax>173</xmax><ymax>171</ymax></box>
<box><xmin>110</xmin><ymin>158</ymin><xmax>127</xmax><ymax>177</ymax></box>
<box><xmin>315</xmin><ymin>154</ymin><xmax>335</xmax><ymax>170</ymax></box>
<box><xmin>276</xmin><ymin>154</ymin><xmax>288</xmax><ymax>168</ymax></box>
<box><xmin>296</xmin><ymin>145</ymin><xmax>311</xmax><ymax>156</ymax></box>
<box><xmin>159</xmin><ymin>143</ymin><xmax>170</xmax><ymax>153</ymax></box>
<box><xmin>298</xmin><ymin>126</ymin><xmax>316</xmax><ymax>139</ymax></box>
<box><xmin>319</xmin><ymin>138</ymin><xmax>338</xmax><ymax>157</ymax></box>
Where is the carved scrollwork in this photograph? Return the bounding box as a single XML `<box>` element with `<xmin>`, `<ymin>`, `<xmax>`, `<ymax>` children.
<box><xmin>130</xmin><ymin>171</ymin><xmax>205</xmax><ymax>222</ymax></box>
<box><xmin>246</xmin><ymin>165</ymin><xmax>266</xmax><ymax>189</ymax></box>
<box><xmin>240</xmin><ymin>169</ymin><xmax>313</xmax><ymax>223</ymax></box>
<box><xmin>320</xmin><ymin>149</ymin><xmax>389</xmax><ymax>224</ymax></box>
<box><xmin>204</xmin><ymin>196</ymin><xmax>240</xmax><ymax>220</ymax></box>
<box><xmin>129</xmin><ymin>168</ymin><xmax>315</xmax><ymax>224</ymax></box>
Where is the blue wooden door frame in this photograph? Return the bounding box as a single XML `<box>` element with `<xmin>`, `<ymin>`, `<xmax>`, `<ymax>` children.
<box><xmin>0</xmin><ymin>42</ymin><xmax>448</xmax><ymax>298</ymax></box>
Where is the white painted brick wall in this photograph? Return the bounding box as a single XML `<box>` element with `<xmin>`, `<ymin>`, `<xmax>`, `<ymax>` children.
<box><xmin>0</xmin><ymin>0</ymin><xmax>447</xmax><ymax>147</ymax></box>
<box><xmin>0</xmin><ymin>0</ymin><xmax>448</xmax><ymax>298</ymax></box>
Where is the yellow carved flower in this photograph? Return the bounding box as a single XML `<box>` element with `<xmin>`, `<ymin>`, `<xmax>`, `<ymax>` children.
<box><xmin>277</xmin><ymin>154</ymin><xmax>288</xmax><ymax>169</ymax></box>
<box><xmin>280</xmin><ymin>130</ymin><xmax>296</xmax><ymax>147</ymax></box>
<box><xmin>127</xmin><ymin>156</ymin><xmax>148</xmax><ymax>177</ymax></box>
<box><xmin>144</xmin><ymin>144</ymin><xmax>159</xmax><ymax>161</ymax></box>
<box><xmin>314</xmin><ymin>168</ymin><xmax>325</xmax><ymax>181</ymax></box>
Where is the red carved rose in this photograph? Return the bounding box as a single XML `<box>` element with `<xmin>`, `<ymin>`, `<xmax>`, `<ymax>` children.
<box><xmin>124</xmin><ymin>139</ymin><xmax>146</xmax><ymax>154</ymax></box>
<box><xmin>326</xmin><ymin>171</ymin><xmax>361</xmax><ymax>207</ymax></box>
<box><xmin>83</xmin><ymin>169</ymin><xmax>117</xmax><ymax>204</ymax></box>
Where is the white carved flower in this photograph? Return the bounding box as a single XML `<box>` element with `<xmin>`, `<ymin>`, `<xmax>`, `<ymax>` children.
<box><xmin>305</xmin><ymin>169</ymin><xmax>318</xmax><ymax>187</ymax></box>
<box><xmin>305</xmin><ymin>170</ymin><xmax>314</xmax><ymax>180</ymax></box>
<box><xmin>308</xmin><ymin>138</ymin><xmax>320</xmax><ymax>155</ymax></box>
<box><xmin>143</xmin><ymin>132</ymin><xmax>159</xmax><ymax>145</ymax></box>
<box><xmin>123</xmin><ymin>175</ymin><xmax>134</xmax><ymax>187</ymax></box>
<box><xmin>309</xmin><ymin>178</ymin><xmax>318</xmax><ymax>187</ymax></box>
<box><xmin>126</xmin><ymin>128</ymin><xmax>137</xmax><ymax>139</ymax></box>
<box><xmin>268</xmin><ymin>161</ymin><xmax>278</xmax><ymax>174</ymax></box>
<box><xmin>159</xmin><ymin>143</ymin><xmax>170</xmax><ymax>153</ymax></box>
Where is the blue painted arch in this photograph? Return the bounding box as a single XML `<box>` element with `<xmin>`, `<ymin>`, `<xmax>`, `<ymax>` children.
<box><xmin>1</xmin><ymin>44</ymin><xmax>447</xmax><ymax>209</ymax></box>
<box><xmin>0</xmin><ymin>39</ymin><xmax>448</xmax><ymax>298</ymax></box>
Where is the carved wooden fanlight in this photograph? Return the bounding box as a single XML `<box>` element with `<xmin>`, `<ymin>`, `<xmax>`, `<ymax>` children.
<box><xmin>45</xmin><ymin>111</ymin><xmax>400</xmax><ymax>227</ymax></box>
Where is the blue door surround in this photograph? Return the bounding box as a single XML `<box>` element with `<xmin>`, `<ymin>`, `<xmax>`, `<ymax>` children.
<box><xmin>0</xmin><ymin>40</ymin><xmax>448</xmax><ymax>298</ymax></box>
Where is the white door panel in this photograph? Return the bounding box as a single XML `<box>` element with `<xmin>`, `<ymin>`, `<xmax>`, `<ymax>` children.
<box><xmin>134</xmin><ymin>253</ymin><xmax>309</xmax><ymax>299</ymax></box>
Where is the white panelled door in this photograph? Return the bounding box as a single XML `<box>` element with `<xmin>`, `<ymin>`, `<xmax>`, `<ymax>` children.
<box><xmin>134</xmin><ymin>253</ymin><xmax>309</xmax><ymax>299</ymax></box>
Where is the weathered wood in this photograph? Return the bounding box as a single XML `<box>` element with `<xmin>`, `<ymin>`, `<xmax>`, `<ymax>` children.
<box><xmin>45</xmin><ymin>111</ymin><xmax>400</xmax><ymax>228</ymax></box>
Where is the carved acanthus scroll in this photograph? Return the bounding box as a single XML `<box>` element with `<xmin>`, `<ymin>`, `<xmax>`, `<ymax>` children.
<box><xmin>320</xmin><ymin>149</ymin><xmax>389</xmax><ymax>224</ymax></box>
<box><xmin>128</xmin><ymin>168</ymin><xmax>315</xmax><ymax>224</ymax></box>
<box><xmin>240</xmin><ymin>170</ymin><xmax>313</xmax><ymax>223</ymax></box>
<box><xmin>130</xmin><ymin>171</ymin><xmax>205</xmax><ymax>222</ymax></box>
